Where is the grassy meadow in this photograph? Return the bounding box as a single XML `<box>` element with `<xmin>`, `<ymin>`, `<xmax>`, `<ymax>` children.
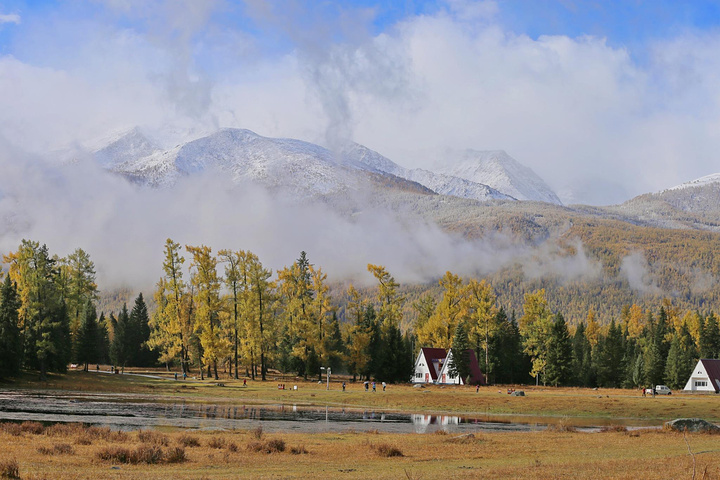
<box><xmin>2</xmin><ymin>370</ymin><xmax>720</xmax><ymax>478</ymax></box>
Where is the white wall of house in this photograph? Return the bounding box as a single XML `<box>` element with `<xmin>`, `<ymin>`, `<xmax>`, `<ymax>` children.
<box><xmin>438</xmin><ymin>350</ymin><xmax>463</xmax><ymax>385</ymax></box>
<box><xmin>684</xmin><ymin>360</ymin><xmax>718</xmax><ymax>392</ymax></box>
<box><xmin>412</xmin><ymin>350</ymin><xmax>435</xmax><ymax>384</ymax></box>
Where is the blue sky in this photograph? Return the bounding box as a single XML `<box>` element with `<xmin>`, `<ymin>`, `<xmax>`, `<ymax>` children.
<box><xmin>3</xmin><ymin>0</ymin><xmax>720</xmax><ymax>59</ymax></box>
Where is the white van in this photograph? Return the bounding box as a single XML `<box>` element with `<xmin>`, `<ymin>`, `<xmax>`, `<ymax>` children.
<box><xmin>654</xmin><ymin>385</ymin><xmax>672</xmax><ymax>395</ymax></box>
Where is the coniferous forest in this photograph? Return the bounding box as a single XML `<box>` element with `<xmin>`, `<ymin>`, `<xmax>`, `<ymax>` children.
<box><xmin>1</xmin><ymin>238</ymin><xmax>718</xmax><ymax>390</ymax></box>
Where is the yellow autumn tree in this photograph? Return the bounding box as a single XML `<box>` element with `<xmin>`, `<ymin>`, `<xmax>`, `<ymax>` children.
<box><xmin>519</xmin><ymin>289</ymin><xmax>554</xmax><ymax>382</ymax></box>
<box><xmin>416</xmin><ymin>271</ymin><xmax>466</xmax><ymax>349</ymax></box>
<box><xmin>465</xmin><ymin>279</ymin><xmax>498</xmax><ymax>376</ymax></box>
<box><xmin>187</xmin><ymin>244</ymin><xmax>228</xmax><ymax>380</ymax></box>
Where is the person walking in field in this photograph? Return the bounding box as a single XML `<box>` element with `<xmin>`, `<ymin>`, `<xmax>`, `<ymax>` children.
<box><xmin>372</xmin><ymin>381</ymin><xmax>376</xmax><ymax>392</ymax></box>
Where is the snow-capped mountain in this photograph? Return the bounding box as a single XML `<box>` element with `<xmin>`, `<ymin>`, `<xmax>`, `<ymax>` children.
<box><xmin>433</xmin><ymin>150</ymin><xmax>562</xmax><ymax>205</ymax></box>
<box><xmin>92</xmin><ymin>127</ymin><xmax>161</xmax><ymax>169</ymax></box>
<box><xmin>667</xmin><ymin>173</ymin><xmax>720</xmax><ymax>191</ymax></box>
<box><xmin>95</xmin><ymin>128</ymin><xmax>514</xmax><ymax>202</ymax></box>
<box><xmin>110</xmin><ymin>128</ymin><xmax>370</xmax><ymax>196</ymax></box>
<box><xmin>341</xmin><ymin>143</ymin><xmax>514</xmax><ymax>202</ymax></box>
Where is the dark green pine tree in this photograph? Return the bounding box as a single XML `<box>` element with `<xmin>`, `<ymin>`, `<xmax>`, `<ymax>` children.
<box><xmin>363</xmin><ymin>305</ymin><xmax>381</xmax><ymax>380</ymax></box>
<box><xmin>128</xmin><ymin>293</ymin><xmax>155</xmax><ymax>367</ymax></box>
<box><xmin>544</xmin><ymin>313</ymin><xmax>573</xmax><ymax>387</ymax></box>
<box><xmin>448</xmin><ymin>321</ymin><xmax>471</xmax><ymax>383</ymax></box>
<box><xmin>109</xmin><ymin>304</ymin><xmax>129</xmax><ymax>368</ymax></box>
<box><xmin>571</xmin><ymin>322</ymin><xmax>593</xmax><ymax>387</ymax></box>
<box><xmin>493</xmin><ymin>309</ymin><xmax>532</xmax><ymax>384</ymax></box>
<box><xmin>645</xmin><ymin>307</ymin><xmax>670</xmax><ymax>386</ymax></box>
<box><xmin>76</xmin><ymin>299</ymin><xmax>99</xmax><ymax>371</ymax></box>
<box><xmin>664</xmin><ymin>323</ymin><xmax>698</xmax><ymax>389</ymax></box>
<box><xmin>664</xmin><ymin>334</ymin><xmax>682</xmax><ymax>389</ymax></box>
<box><xmin>325</xmin><ymin>312</ymin><xmax>345</xmax><ymax>372</ymax></box>
<box><xmin>48</xmin><ymin>299</ymin><xmax>72</xmax><ymax>375</ymax></box>
<box><xmin>96</xmin><ymin>312</ymin><xmax>110</xmax><ymax>365</ymax></box>
<box><xmin>373</xmin><ymin>322</ymin><xmax>409</xmax><ymax>383</ymax></box>
<box><xmin>596</xmin><ymin>319</ymin><xmax>624</xmax><ymax>387</ymax></box>
<box><xmin>0</xmin><ymin>275</ymin><xmax>22</xmax><ymax>378</ymax></box>
<box><xmin>700</xmin><ymin>313</ymin><xmax>720</xmax><ymax>359</ymax></box>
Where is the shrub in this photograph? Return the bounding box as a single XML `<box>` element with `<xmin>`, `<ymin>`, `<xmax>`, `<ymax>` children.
<box><xmin>97</xmin><ymin>446</ymin><xmax>131</xmax><ymax>463</ymax></box>
<box><xmin>130</xmin><ymin>445</ymin><xmax>164</xmax><ymax>464</ymax></box>
<box><xmin>177</xmin><ymin>434</ymin><xmax>200</xmax><ymax>447</ymax></box>
<box><xmin>37</xmin><ymin>444</ymin><xmax>74</xmax><ymax>455</ymax></box>
<box><xmin>373</xmin><ymin>443</ymin><xmax>403</xmax><ymax>457</ymax></box>
<box><xmin>266</xmin><ymin>439</ymin><xmax>285</xmax><ymax>453</ymax></box>
<box><xmin>0</xmin><ymin>423</ymin><xmax>22</xmax><ymax>437</ymax></box>
<box><xmin>546</xmin><ymin>423</ymin><xmax>577</xmax><ymax>433</ymax></box>
<box><xmin>0</xmin><ymin>458</ymin><xmax>19</xmax><ymax>479</ymax></box>
<box><xmin>247</xmin><ymin>439</ymin><xmax>286</xmax><ymax>454</ymax></box>
<box><xmin>599</xmin><ymin>425</ymin><xmax>627</xmax><ymax>433</ymax></box>
<box><xmin>75</xmin><ymin>435</ymin><xmax>92</xmax><ymax>445</ymax></box>
<box><xmin>97</xmin><ymin>445</ymin><xmax>185</xmax><ymax>465</ymax></box>
<box><xmin>207</xmin><ymin>436</ymin><xmax>226</xmax><ymax>449</ymax></box>
<box><xmin>20</xmin><ymin>422</ymin><xmax>45</xmax><ymax>435</ymax></box>
<box><xmin>250</xmin><ymin>426</ymin><xmax>263</xmax><ymax>440</ymax></box>
<box><xmin>227</xmin><ymin>442</ymin><xmax>238</xmax><ymax>453</ymax></box>
<box><xmin>137</xmin><ymin>430</ymin><xmax>169</xmax><ymax>446</ymax></box>
<box><xmin>290</xmin><ymin>445</ymin><xmax>308</xmax><ymax>455</ymax></box>
<box><xmin>164</xmin><ymin>447</ymin><xmax>186</xmax><ymax>464</ymax></box>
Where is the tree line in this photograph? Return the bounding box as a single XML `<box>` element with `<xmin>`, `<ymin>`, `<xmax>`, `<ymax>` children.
<box><xmin>1</xmin><ymin>238</ymin><xmax>718</xmax><ymax>389</ymax></box>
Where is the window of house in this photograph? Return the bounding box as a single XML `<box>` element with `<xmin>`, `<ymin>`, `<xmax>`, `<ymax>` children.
<box><xmin>695</xmin><ymin>381</ymin><xmax>707</xmax><ymax>387</ymax></box>
<box><xmin>415</xmin><ymin>373</ymin><xmax>422</xmax><ymax>378</ymax></box>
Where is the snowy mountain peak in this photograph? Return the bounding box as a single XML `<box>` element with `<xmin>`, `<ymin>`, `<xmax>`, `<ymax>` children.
<box><xmin>92</xmin><ymin>127</ymin><xmax>160</xmax><ymax>169</ymax></box>
<box><xmin>667</xmin><ymin>173</ymin><xmax>720</xmax><ymax>191</ymax></box>
<box><xmin>434</xmin><ymin>149</ymin><xmax>562</xmax><ymax>205</ymax></box>
<box><xmin>341</xmin><ymin>143</ymin><xmax>513</xmax><ymax>202</ymax></box>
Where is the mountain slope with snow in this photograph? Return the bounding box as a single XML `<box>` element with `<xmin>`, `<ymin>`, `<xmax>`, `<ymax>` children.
<box><xmin>92</xmin><ymin>127</ymin><xmax>161</xmax><ymax>169</ymax></box>
<box><xmin>341</xmin><ymin>143</ymin><xmax>514</xmax><ymax>202</ymax></box>
<box><xmin>96</xmin><ymin>128</ymin><xmax>514</xmax><ymax>203</ymax></box>
<box><xmin>433</xmin><ymin>150</ymin><xmax>562</xmax><ymax>205</ymax></box>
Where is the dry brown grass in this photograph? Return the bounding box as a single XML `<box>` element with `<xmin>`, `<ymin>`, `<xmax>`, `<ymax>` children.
<box><xmin>1</xmin><ymin>422</ymin><xmax>720</xmax><ymax>478</ymax></box>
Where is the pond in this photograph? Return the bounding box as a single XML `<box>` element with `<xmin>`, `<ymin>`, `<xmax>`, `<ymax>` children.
<box><xmin>0</xmin><ymin>390</ymin><xmax>659</xmax><ymax>434</ymax></box>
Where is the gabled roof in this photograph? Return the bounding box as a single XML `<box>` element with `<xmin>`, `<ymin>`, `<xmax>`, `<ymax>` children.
<box><xmin>466</xmin><ymin>349</ymin><xmax>486</xmax><ymax>386</ymax></box>
<box><xmin>699</xmin><ymin>359</ymin><xmax>720</xmax><ymax>392</ymax></box>
<box><xmin>439</xmin><ymin>349</ymin><xmax>486</xmax><ymax>385</ymax></box>
<box><xmin>419</xmin><ymin>348</ymin><xmax>447</xmax><ymax>381</ymax></box>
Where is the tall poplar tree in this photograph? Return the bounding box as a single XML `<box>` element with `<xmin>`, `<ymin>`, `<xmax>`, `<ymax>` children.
<box><xmin>149</xmin><ymin>239</ymin><xmax>192</xmax><ymax>373</ymax></box>
<box><xmin>187</xmin><ymin>245</ymin><xmax>227</xmax><ymax>380</ymax></box>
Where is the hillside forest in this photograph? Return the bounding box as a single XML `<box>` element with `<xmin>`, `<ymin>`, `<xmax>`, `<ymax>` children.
<box><xmin>1</xmin><ymin>238</ymin><xmax>719</xmax><ymax>390</ymax></box>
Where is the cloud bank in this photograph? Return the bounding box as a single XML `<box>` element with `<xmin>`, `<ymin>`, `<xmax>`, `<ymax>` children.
<box><xmin>2</xmin><ymin>2</ymin><xmax>720</xmax><ymax>205</ymax></box>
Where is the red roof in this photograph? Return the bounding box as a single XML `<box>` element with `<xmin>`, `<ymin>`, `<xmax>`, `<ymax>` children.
<box><xmin>420</xmin><ymin>348</ymin><xmax>447</xmax><ymax>381</ymax></box>
<box><xmin>466</xmin><ymin>349</ymin><xmax>486</xmax><ymax>386</ymax></box>
<box><xmin>700</xmin><ymin>359</ymin><xmax>720</xmax><ymax>393</ymax></box>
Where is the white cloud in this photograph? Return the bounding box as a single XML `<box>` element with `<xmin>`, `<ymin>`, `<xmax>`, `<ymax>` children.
<box><xmin>3</xmin><ymin>2</ymin><xmax>720</xmax><ymax>207</ymax></box>
<box><xmin>0</xmin><ymin>13</ymin><xmax>20</xmax><ymax>25</ymax></box>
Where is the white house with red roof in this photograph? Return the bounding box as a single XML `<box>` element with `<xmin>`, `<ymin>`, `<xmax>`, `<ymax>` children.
<box><xmin>412</xmin><ymin>347</ymin><xmax>485</xmax><ymax>385</ymax></box>
<box><xmin>684</xmin><ymin>359</ymin><xmax>720</xmax><ymax>392</ymax></box>
<box><xmin>412</xmin><ymin>347</ymin><xmax>447</xmax><ymax>384</ymax></box>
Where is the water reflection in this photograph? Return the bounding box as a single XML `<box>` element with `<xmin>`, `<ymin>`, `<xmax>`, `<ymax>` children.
<box><xmin>0</xmin><ymin>390</ymin><xmax>656</xmax><ymax>434</ymax></box>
